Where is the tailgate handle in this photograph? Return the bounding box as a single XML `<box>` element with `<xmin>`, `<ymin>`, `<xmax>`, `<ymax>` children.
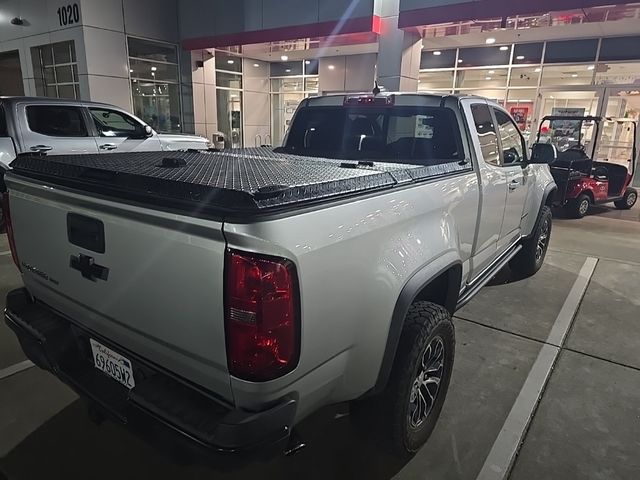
<box><xmin>67</xmin><ymin>213</ymin><xmax>105</xmax><ymax>254</ymax></box>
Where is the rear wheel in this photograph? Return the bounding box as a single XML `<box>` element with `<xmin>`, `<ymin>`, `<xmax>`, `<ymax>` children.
<box><xmin>567</xmin><ymin>194</ymin><xmax>591</xmax><ymax>218</ymax></box>
<box><xmin>352</xmin><ymin>302</ymin><xmax>455</xmax><ymax>457</ymax></box>
<box><xmin>614</xmin><ymin>188</ymin><xmax>637</xmax><ymax>210</ymax></box>
<box><xmin>510</xmin><ymin>205</ymin><xmax>552</xmax><ymax>277</ymax></box>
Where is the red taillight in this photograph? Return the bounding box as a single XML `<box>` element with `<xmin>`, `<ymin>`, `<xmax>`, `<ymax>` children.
<box><xmin>1</xmin><ymin>193</ymin><xmax>20</xmax><ymax>271</ymax></box>
<box><xmin>224</xmin><ymin>249</ymin><xmax>299</xmax><ymax>381</ymax></box>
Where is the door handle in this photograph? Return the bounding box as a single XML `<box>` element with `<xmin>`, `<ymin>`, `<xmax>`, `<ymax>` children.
<box><xmin>30</xmin><ymin>145</ymin><xmax>52</xmax><ymax>152</ymax></box>
<box><xmin>509</xmin><ymin>179</ymin><xmax>520</xmax><ymax>190</ymax></box>
<box><xmin>99</xmin><ymin>143</ymin><xmax>117</xmax><ymax>150</ymax></box>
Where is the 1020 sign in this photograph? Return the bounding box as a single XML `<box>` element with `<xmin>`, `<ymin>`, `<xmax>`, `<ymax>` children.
<box><xmin>57</xmin><ymin>3</ymin><xmax>80</xmax><ymax>26</ymax></box>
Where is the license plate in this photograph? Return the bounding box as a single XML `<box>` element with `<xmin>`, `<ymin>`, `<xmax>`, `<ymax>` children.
<box><xmin>89</xmin><ymin>338</ymin><xmax>136</xmax><ymax>389</ymax></box>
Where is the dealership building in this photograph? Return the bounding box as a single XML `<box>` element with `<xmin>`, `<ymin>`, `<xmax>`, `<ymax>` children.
<box><xmin>1</xmin><ymin>0</ymin><xmax>639</xmax><ymax>147</ymax></box>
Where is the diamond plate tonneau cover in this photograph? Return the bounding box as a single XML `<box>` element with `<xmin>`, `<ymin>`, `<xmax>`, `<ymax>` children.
<box><xmin>10</xmin><ymin>148</ymin><xmax>471</xmax><ymax>216</ymax></box>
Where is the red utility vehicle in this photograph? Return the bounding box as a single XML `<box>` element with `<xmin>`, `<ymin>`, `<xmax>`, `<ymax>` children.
<box><xmin>531</xmin><ymin>115</ymin><xmax>638</xmax><ymax>218</ymax></box>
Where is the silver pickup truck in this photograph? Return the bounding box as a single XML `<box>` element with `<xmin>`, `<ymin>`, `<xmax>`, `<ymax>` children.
<box><xmin>3</xmin><ymin>93</ymin><xmax>556</xmax><ymax>461</ymax></box>
<box><xmin>0</xmin><ymin>96</ymin><xmax>215</xmax><ymax>169</ymax></box>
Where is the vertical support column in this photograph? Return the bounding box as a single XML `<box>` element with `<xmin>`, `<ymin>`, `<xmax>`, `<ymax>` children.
<box><xmin>375</xmin><ymin>0</ymin><xmax>422</xmax><ymax>92</ymax></box>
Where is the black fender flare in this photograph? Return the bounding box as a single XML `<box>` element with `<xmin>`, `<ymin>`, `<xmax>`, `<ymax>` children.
<box><xmin>527</xmin><ymin>183</ymin><xmax>557</xmax><ymax>239</ymax></box>
<box><xmin>368</xmin><ymin>261</ymin><xmax>462</xmax><ymax>396</ymax></box>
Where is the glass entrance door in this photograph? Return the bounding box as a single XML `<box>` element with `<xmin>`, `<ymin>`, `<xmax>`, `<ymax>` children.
<box><xmin>602</xmin><ymin>88</ymin><xmax>640</xmax><ymax>186</ymax></box>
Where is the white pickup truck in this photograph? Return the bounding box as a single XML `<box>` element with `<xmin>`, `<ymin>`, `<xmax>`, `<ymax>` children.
<box><xmin>0</xmin><ymin>96</ymin><xmax>214</xmax><ymax>169</ymax></box>
<box><xmin>3</xmin><ymin>93</ymin><xmax>556</xmax><ymax>461</ymax></box>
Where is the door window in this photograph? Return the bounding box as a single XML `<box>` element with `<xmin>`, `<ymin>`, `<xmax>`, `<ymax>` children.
<box><xmin>90</xmin><ymin>108</ymin><xmax>142</xmax><ymax>137</ymax></box>
<box><xmin>470</xmin><ymin>103</ymin><xmax>500</xmax><ymax>166</ymax></box>
<box><xmin>26</xmin><ymin>105</ymin><xmax>87</xmax><ymax>137</ymax></box>
<box><xmin>493</xmin><ymin>109</ymin><xmax>526</xmax><ymax>165</ymax></box>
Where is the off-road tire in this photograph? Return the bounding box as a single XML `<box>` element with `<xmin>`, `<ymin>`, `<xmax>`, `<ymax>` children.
<box><xmin>567</xmin><ymin>194</ymin><xmax>591</xmax><ymax>218</ymax></box>
<box><xmin>381</xmin><ymin>302</ymin><xmax>455</xmax><ymax>456</ymax></box>
<box><xmin>510</xmin><ymin>205</ymin><xmax>552</xmax><ymax>277</ymax></box>
<box><xmin>614</xmin><ymin>188</ymin><xmax>637</xmax><ymax>210</ymax></box>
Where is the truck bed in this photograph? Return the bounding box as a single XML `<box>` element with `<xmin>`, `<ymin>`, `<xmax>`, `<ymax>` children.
<box><xmin>10</xmin><ymin>148</ymin><xmax>470</xmax><ymax>217</ymax></box>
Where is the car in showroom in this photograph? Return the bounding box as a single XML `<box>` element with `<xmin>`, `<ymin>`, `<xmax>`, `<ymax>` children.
<box><xmin>531</xmin><ymin>115</ymin><xmax>638</xmax><ymax>218</ymax></box>
<box><xmin>2</xmin><ymin>92</ymin><xmax>556</xmax><ymax>461</ymax></box>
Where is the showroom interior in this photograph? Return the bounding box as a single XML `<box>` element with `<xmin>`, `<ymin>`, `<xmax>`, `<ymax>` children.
<box><xmin>1</xmin><ymin>1</ymin><xmax>640</xmax><ymax>480</ymax></box>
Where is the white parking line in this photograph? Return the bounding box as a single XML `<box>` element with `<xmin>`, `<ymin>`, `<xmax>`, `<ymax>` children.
<box><xmin>0</xmin><ymin>250</ymin><xmax>12</xmax><ymax>256</ymax></box>
<box><xmin>0</xmin><ymin>359</ymin><xmax>35</xmax><ymax>380</ymax></box>
<box><xmin>476</xmin><ymin>256</ymin><xmax>598</xmax><ymax>480</ymax></box>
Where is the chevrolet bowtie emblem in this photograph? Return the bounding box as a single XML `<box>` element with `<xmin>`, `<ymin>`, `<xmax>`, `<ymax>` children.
<box><xmin>70</xmin><ymin>254</ymin><xmax>109</xmax><ymax>281</ymax></box>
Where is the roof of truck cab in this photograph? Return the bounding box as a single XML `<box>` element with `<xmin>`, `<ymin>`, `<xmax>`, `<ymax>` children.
<box><xmin>300</xmin><ymin>91</ymin><xmax>503</xmax><ymax>108</ymax></box>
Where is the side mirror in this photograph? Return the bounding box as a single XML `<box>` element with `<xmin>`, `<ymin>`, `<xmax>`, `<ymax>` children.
<box><xmin>503</xmin><ymin>150</ymin><xmax>520</xmax><ymax>164</ymax></box>
<box><xmin>144</xmin><ymin>125</ymin><xmax>153</xmax><ymax>137</ymax></box>
<box><xmin>129</xmin><ymin>125</ymin><xmax>153</xmax><ymax>140</ymax></box>
<box><xmin>529</xmin><ymin>142</ymin><xmax>557</xmax><ymax>164</ymax></box>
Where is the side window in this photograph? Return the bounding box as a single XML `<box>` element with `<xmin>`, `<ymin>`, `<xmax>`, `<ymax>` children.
<box><xmin>26</xmin><ymin>105</ymin><xmax>88</xmax><ymax>137</ymax></box>
<box><xmin>470</xmin><ymin>103</ymin><xmax>499</xmax><ymax>166</ymax></box>
<box><xmin>89</xmin><ymin>108</ymin><xmax>141</xmax><ymax>137</ymax></box>
<box><xmin>494</xmin><ymin>109</ymin><xmax>526</xmax><ymax>165</ymax></box>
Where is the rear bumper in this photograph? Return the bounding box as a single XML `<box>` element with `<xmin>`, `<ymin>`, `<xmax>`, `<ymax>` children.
<box><xmin>4</xmin><ymin>287</ymin><xmax>296</xmax><ymax>464</ymax></box>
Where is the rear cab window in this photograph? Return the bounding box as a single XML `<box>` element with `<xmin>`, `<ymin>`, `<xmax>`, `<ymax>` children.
<box><xmin>26</xmin><ymin>105</ymin><xmax>88</xmax><ymax>137</ymax></box>
<box><xmin>281</xmin><ymin>103</ymin><xmax>465</xmax><ymax>167</ymax></box>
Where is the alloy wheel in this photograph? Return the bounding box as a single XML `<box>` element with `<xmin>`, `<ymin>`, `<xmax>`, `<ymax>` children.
<box><xmin>408</xmin><ymin>336</ymin><xmax>445</xmax><ymax>429</ymax></box>
<box><xmin>536</xmin><ymin>217</ymin><xmax>550</xmax><ymax>262</ymax></box>
<box><xmin>627</xmin><ymin>192</ymin><xmax>637</xmax><ymax>207</ymax></box>
<box><xmin>579</xmin><ymin>199</ymin><xmax>589</xmax><ymax>216</ymax></box>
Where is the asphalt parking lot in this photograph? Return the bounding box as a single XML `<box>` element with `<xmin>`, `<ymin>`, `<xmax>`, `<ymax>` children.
<box><xmin>1</xmin><ymin>205</ymin><xmax>639</xmax><ymax>480</ymax></box>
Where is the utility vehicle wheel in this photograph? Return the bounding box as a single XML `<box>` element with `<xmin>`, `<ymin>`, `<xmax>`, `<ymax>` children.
<box><xmin>510</xmin><ymin>206</ymin><xmax>552</xmax><ymax>277</ymax></box>
<box><xmin>614</xmin><ymin>188</ymin><xmax>637</xmax><ymax>210</ymax></box>
<box><xmin>381</xmin><ymin>302</ymin><xmax>455</xmax><ymax>456</ymax></box>
<box><xmin>568</xmin><ymin>194</ymin><xmax>591</xmax><ymax>218</ymax></box>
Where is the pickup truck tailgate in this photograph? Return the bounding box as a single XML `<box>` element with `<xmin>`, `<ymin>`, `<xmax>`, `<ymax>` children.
<box><xmin>5</xmin><ymin>174</ymin><xmax>232</xmax><ymax>401</ymax></box>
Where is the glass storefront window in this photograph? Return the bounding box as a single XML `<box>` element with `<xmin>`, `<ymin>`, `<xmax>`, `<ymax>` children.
<box><xmin>458</xmin><ymin>45</ymin><xmax>511</xmax><ymax>67</ymax></box>
<box><xmin>544</xmin><ymin>39</ymin><xmax>598</xmax><ymax>63</ymax></box>
<box><xmin>456</xmin><ymin>68</ymin><xmax>508</xmax><ymax>89</ymax></box>
<box><xmin>271</xmin><ymin>78</ymin><xmax>304</xmax><ymax>92</ymax></box>
<box><xmin>304</xmin><ymin>59</ymin><xmax>319</xmax><ymax>75</ymax></box>
<box><xmin>217</xmin><ymin>71</ymin><xmax>243</xmax><ymax>89</ymax></box>
<box><xmin>129</xmin><ymin>58</ymin><xmax>178</xmax><ymax>82</ymax></box>
<box><xmin>506</xmin><ymin>89</ymin><xmax>536</xmax><ymax>140</ymax></box>
<box><xmin>418</xmin><ymin>70</ymin><xmax>455</xmax><ymax>90</ymax></box>
<box><xmin>128</xmin><ymin>37</ymin><xmax>177</xmax><ymax>63</ymax></box>
<box><xmin>509</xmin><ymin>66</ymin><xmax>540</xmax><ymax>87</ymax></box>
<box><xmin>31</xmin><ymin>41</ymin><xmax>79</xmax><ymax>99</ymax></box>
<box><xmin>420</xmin><ymin>49</ymin><xmax>457</xmax><ymax>69</ymax></box>
<box><xmin>304</xmin><ymin>77</ymin><xmax>319</xmax><ymax>93</ymax></box>
<box><xmin>131</xmin><ymin>82</ymin><xmax>182</xmax><ymax>133</ymax></box>
<box><xmin>540</xmin><ymin>65</ymin><xmax>594</xmax><ymax>86</ymax></box>
<box><xmin>215</xmin><ymin>51</ymin><xmax>242</xmax><ymax>73</ymax></box>
<box><xmin>513</xmin><ymin>43</ymin><xmax>543</xmax><ymax>65</ymax></box>
<box><xmin>599</xmin><ymin>36</ymin><xmax>640</xmax><ymax>62</ymax></box>
<box><xmin>217</xmin><ymin>88</ymin><xmax>243</xmax><ymax>148</ymax></box>
<box><xmin>271</xmin><ymin>61</ymin><xmax>303</xmax><ymax>76</ymax></box>
<box><xmin>594</xmin><ymin>62</ymin><xmax>640</xmax><ymax>86</ymax></box>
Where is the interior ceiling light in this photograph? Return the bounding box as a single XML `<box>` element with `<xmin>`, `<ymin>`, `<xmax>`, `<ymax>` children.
<box><xmin>285</xmin><ymin>69</ymin><xmax>291</xmax><ymax>72</ymax></box>
<box><xmin>433</xmin><ymin>51</ymin><xmax>442</xmax><ymax>56</ymax></box>
<box><xmin>499</xmin><ymin>46</ymin><xmax>509</xmax><ymax>51</ymax></box>
<box><xmin>587</xmin><ymin>65</ymin><xmax>595</xmax><ymax>70</ymax></box>
<box><xmin>571</xmin><ymin>73</ymin><xmax>578</xmax><ymax>77</ymax></box>
<box><xmin>129</xmin><ymin>69</ymin><xmax>133</xmax><ymax>73</ymax></box>
<box><xmin>253</xmin><ymin>63</ymin><xmax>259</xmax><ymax>67</ymax></box>
<box><xmin>227</xmin><ymin>59</ymin><xmax>234</xmax><ymax>64</ymax></box>
<box><xmin>458</xmin><ymin>59</ymin><xmax>463</xmax><ymax>63</ymax></box>
<box><xmin>280</xmin><ymin>55</ymin><xmax>288</xmax><ymax>61</ymax></box>
<box><xmin>328</xmin><ymin>65</ymin><xmax>335</xmax><ymax>70</ymax></box>
<box><xmin>485</xmin><ymin>77</ymin><xmax>492</xmax><ymax>80</ymax></box>
<box><xmin>485</xmin><ymin>38</ymin><xmax>496</xmax><ymax>44</ymax></box>
<box><xmin>516</xmin><ymin>55</ymin><xmax>525</xmax><ymax>60</ymax></box>
<box><xmin>305</xmin><ymin>60</ymin><xmax>311</xmax><ymax>64</ymax></box>
<box><xmin>151</xmin><ymin>66</ymin><xmax>157</xmax><ymax>71</ymax></box>
<box><xmin>488</xmin><ymin>70</ymin><xmax>495</xmax><ymax>74</ymax></box>
<box><xmin>535</xmin><ymin>67</ymin><xmax>542</xmax><ymax>72</ymax></box>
